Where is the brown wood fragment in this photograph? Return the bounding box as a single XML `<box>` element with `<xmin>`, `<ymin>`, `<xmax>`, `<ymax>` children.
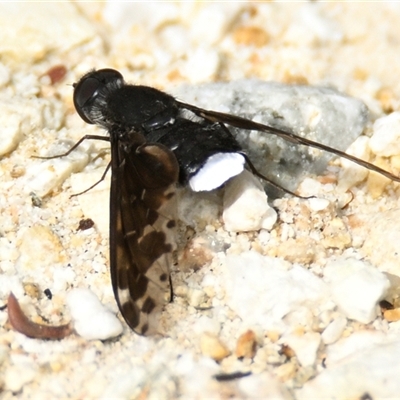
<box><xmin>45</xmin><ymin>65</ymin><xmax>67</xmax><ymax>85</ymax></box>
<box><xmin>7</xmin><ymin>292</ymin><xmax>72</xmax><ymax>340</ymax></box>
<box><xmin>77</xmin><ymin>218</ymin><xmax>95</xmax><ymax>231</ymax></box>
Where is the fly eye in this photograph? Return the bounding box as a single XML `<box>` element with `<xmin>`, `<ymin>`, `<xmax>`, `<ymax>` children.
<box><xmin>73</xmin><ymin>77</ymin><xmax>102</xmax><ymax>124</ymax></box>
<box><xmin>74</xmin><ymin>78</ymin><xmax>100</xmax><ymax>108</ymax></box>
<box><xmin>73</xmin><ymin>69</ymin><xmax>123</xmax><ymax>124</ymax></box>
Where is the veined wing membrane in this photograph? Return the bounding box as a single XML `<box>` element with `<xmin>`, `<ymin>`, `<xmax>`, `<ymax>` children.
<box><xmin>109</xmin><ymin>131</ymin><xmax>179</xmax><ymax>335</ymax></box>
<box><xmin>178</xmin><ymin>101</ymin><xmax>400</xmax><ymax>184</ymax></box>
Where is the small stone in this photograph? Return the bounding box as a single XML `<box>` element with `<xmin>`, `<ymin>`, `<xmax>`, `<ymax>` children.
<box><xmin>370</xmin><ymin>111</ymin><xmax>400</xmax><ymax>157</ymax></box>
<box><xmin>266</xmin><ymin>331</ymin><xmax>281</xmax><ymax>343</ymax></box>
<box><xmin>326</xmin><ymin>331</ymin><xmax>387</xmax><ymax>365</ymax></box>
<box><xmin>52</xmin><ymin>267</ymin><xmax>76</xmax><ymax>293</ymax></box>
<box><xmin>307</xmin><ymin>197</ymin><xmax>330</xmax><ymax>212</ymax></box>
<box><xmin>180</xmin><ymin>236</ymin><xmax>214</xmax><ymax>272</ymax></box>
<box><xmin>180</xmin><ymin>47</ymin><xmax>220</xmax><ymax>83</ymax></box>
<box><xmin>200</xmin><ymin>332</ymin><xmax>230</xmax><ymax>361</ymax></box>
<box><xmin>50</xmin><ymin>361</ymin><xmax>63</xmax><ymax>373</ymax></box>
<box><xmin>321</xmin><ymin>316</ymin><xmax>347</xmax><ymax>345</ymax></box>
<box><xmin>233</xmin><ymin>26</ymin><xmax>270</xmax><ymax>47</ymax></box>
<box><xmin>376</xmin><ymin>87</ymin><xmax>396</xmax><ymax>113</ymax></box>
<box><xmin>25</xmin><ymin>140</ymin><xmax>90</xmax><ymax>197</ymax></box>
<box><xmin>390</xmin><ymin>154</ymin><xmax>400</xmax><ymax>170</ymax></box>
<box><xmin>187</xmin><ymin>287</ymin><xmax>207</xmax><ymax>308</ymax></box>
<box><xmin>283</xmin><ymin>332</ymin><xmax>321</xmax><ymax>367</ymax></box>
<box><xmin>16</xmin><ymin>225</ymin><xmax>66</xmax><ymax>273</ymax></box>
<box><xmin>276</xmin><ymin>237</ymin><xmax>318</xmax><ymax>264</ymax></box>
<box><xmin>223</xmin><ymin>170</ymin><xmax>277</xmax><ymax>232</ymax></box>
<box><xmin>297</xmin><ymin>338</ymin><xmax>400</xmax><ymax>398</ymax></box>
<box><xmin>297</xmin><ymin>178</ymin><xmax>323</xmax><ymax>198</ymax></box>
<box><xmin>361</xmin><ymin>209</ymin><xmax>400</xmax><ymax>275</ymax></box>
<box><xmin>23</xmin><ymin>282</ymin><xmax>41</xmax><ymax>299</ymax></box>
<box><xmin>275</xmin><ymin>362</ymin><xmax>297</xmax><ymax>382</ymax></box>
<box><xmin>280</xmin><ymin>344</ymin><xmax>296</xmax><ymax>359</ymax></box>
<box><xmin>224</xmin><ymin>251</ymin><xmax>328</xmax><ymax>331</ymax></box>
<box><xmin>0</xmin><ymin>110</ymin><xmax>25</xmax><ymax>156</ymax></box>
<box><xmin>193</xmin><ymin>316</ymin><xmax>221</xmax><ymax>336</ymax></box>
<box><xmin>235</xmin><ymin>330</ymin><xmax>257</xmax><ymax>359</ymax></box>
<box><xmin>324</xmin><ymin>257</ymin><xmax>390</xmax><ymax>324</ymax></box>
<box><xmin>44</xmin><ymin>64</ymin><xmax>67</xmax><ymax>85</ymax></box>
<box><xmin>337</xmin><ymin>136</ymin><xmax>370</xmax><ymax>191</ymax></box>
<box><xmin>66</xmin><ymin>288</ymin><xmax>123</xmax><ymax>340</ymax></box>
<box><xmin>321</xmin><ymin>218</ymin><xmax>352</xmax><ymax>249</ymax></box>
<box><xmin>383</xmin><ymin>308</ymin><xmax>400</xmax><ymax>322</ymax></box>
<box><xmin>366</xmin><ymin>157</ymin><xmax>392</xmax><ymax>198</ymax></box>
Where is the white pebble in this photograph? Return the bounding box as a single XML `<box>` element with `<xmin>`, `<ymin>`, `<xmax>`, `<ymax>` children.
<box><xmin>52</xmin><ymin>267</ymin><xmax>76</xmax><ymax>293</ymax></box>
<box><xmin>190</xmin><ymin>3</ymin><xmax>243</xmax><ymax>45</ymax></box>
<box><xmin>338</xmin><ymin>136</ymin><xmax>370</xmax><ymax>191</ymax></box>
<box><xmin>223</xmin><ymin>170</ymin><xmax>277</xmax><ymax>232</ymax></box>
<box><xmin>0</xmin><ymin>94</ymin><xmax>63</xmax><ymax>157</ymax></box>
<box><xmin>321</xmin><ymin>315</ymin><xmax>347</xmax><ymax>345</ymax></box>
<box><xmin>187</xmin><ymin>287</ymin><xmax>206</xmax><ymax>307</ymax></box>
<box><xmin>324</xmin><ymin>257</ymin><xmax>390</xmax><ymax>324</ymax></box>
<box><xmin>0</xmin><ymin>110</ymin><xmax>25</xmax><ymax>156</ymax></box>
<box><xmin>297</xmin><ymin>178</ymin><xmax>323</xmax><ymax>197</ymax></box>
<box><xmin>361</xmin><ymin>209</ymin><xmax>400</xmax><ymax>275</ymax></box>
<box><xmin>370</xmin><ymin>111</ymin><xmax>400</xmax><ymax>157</ymax></box>
<box><xmin>200</xmin><ymin>332</ymin><xmax>230</xmax><ymax>361</ymax></box>
<box><xmin>201</xmin><ymin>273</ymin><xmax>217</xmax><ymax>288</ymax></box>
<box><xmin>180</xmin><ymin>47</ymin><xmax>220</xmax><ymax>83</ymax></box>
<box><xmin>25</xmin><ymin>142</ymin><xmax>90</xmax><ymax>197</ymax></box>
<box><xmin>223</xmin><ymin>251</ymin><xmax>328</xmax><ymax>331</ymax></box>
<box><xmin>66</xmin><ymin>288</ymin><xmax>123</xmax><ymax>340</ymax></box>
<box><xmin>297</xmin><ymin>337</ymin><xmax>400</xmax><ymax>399</ymax></box>
<box><xmin>193</xmin><ymin>316</ymin><xmax>221</xmax><ymax>336</ymax></box>
<box><xmin>326</xmin><ymin>330</ymin><xmax>386</xmax><ymax>365</ymax></box>
<box><xmin>307</xmin><ymin>197</ymin><xmax>330</xmax><ymax>212</ymax></box>
<box><xmin>283</xmin><ymin>332</ymin><xmax>321</xmax><ymax>367</ymax></box>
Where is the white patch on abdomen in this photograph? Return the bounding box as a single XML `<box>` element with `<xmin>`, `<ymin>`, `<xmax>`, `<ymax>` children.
<box><xmin>189</xmin><ymin>152</ymin><xmax>245</xmax><ymax>192</ymax></box>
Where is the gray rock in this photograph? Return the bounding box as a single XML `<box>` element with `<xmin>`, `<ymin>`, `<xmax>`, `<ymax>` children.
<box><xmin>172</xmin><ymin>80</ymin><xmax>368</xmax><ymax>194</ymax></box>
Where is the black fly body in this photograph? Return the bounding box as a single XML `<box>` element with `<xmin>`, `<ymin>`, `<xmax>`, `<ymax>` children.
<box><xmin>53</xmin><ymin>69</ymin><xmax>400</xmax><ymax>335</ymax></box>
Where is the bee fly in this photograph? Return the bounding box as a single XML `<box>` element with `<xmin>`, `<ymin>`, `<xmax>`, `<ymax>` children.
<box><xmin>60</xmin><ymin>69</ymin><xmax>400</xmax><ymax>335</ymax></box>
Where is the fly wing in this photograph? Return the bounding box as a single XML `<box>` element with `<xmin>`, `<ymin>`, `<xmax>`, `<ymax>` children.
<box><xmin>109</xmin><ymin>132</ymin><xmax>179</xmax><ymax>335</ymax></box>
<box><xmin>177</xmin><ymin>101</ymin><xmax>400</xmax><ymax>184</ymax></box>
